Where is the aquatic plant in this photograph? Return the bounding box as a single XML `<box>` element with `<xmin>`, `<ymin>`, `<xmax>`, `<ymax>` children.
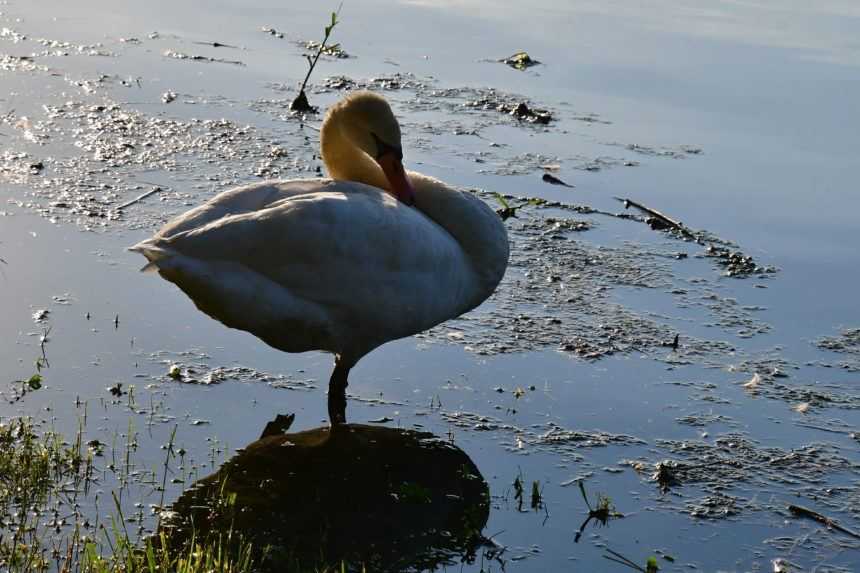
<box><xmin>291</xmin><ymin>7</ymin><xmax>342</xmax><ymax>112</ymax></box>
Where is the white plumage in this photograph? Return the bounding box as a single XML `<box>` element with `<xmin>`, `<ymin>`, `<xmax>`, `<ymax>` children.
<box><xmin>131</xmin><ymin>92</ymin><xmax>509</xmax><ymax>424</ymax></box>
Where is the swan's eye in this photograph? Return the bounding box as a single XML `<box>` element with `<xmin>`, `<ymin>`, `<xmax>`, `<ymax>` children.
<box><xmin>371</xmin><ymin>132</ymin><xmax>403</xmax><ymax>161</ymax></box>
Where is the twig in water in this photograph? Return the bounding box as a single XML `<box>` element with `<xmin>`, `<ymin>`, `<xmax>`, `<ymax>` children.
<box><xmin>788</xmin><ymin>504</ymin><xmax>860</xmax><ymax>540</ymax></box>
<box><xmin>614</xmin><ymin>196</ymin><xmax>699</xmax><ymax>240</ymax></box>
<box><xmin>291</xmin><ymin>5</ymin><xmax>343</xmax><ymax>112</ymax></box>
<box><xmin>116</xmin><ymin>187</ymin><xmax>162</xmax><ymax>211</ymax></box>
<box><xmin>192</xmin><ymin>40</ymin><xmax>240</xmax><ymax>49</ymax></box>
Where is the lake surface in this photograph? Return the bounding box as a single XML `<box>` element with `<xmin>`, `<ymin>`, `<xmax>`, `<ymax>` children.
<box><xmin>1</xmin><ymin>0</ymin><xmax>859</xmax><ymax>571</ymax></box>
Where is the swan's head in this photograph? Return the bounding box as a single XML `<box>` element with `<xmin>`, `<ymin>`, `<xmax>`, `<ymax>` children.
<box><xmin>325</xmin><ymin>91</ymin><xmax>416</xmax><ymax>205</ymax></box>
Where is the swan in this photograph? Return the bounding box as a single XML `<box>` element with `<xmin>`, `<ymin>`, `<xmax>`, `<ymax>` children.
<box><xmin>131</xmin><ymin>91</ymin><xmax>509</xmax><ymax>425</ymax></box>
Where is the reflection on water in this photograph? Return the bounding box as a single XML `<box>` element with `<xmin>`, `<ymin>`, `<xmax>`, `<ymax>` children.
<box><xmin>163</xmin><ymin>422</ymin><xmax>490</xmax><ymax>571</ymax></box>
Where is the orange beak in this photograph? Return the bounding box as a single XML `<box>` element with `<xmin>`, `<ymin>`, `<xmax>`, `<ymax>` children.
<box><xmin>376</xmin><ymin>150</ymin><xmax>416</xmax><ymax>206</ymax></box>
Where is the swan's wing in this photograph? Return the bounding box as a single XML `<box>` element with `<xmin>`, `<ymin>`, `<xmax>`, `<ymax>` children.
<box><xmin>147</xmin><ymin>179</ymin><xmax>334</xmax><ymax>239</ymax></box>
<box><xmin>135</xmin><ymin>183</ymin><xmax>476</xmax><ymax>355</ymax></box>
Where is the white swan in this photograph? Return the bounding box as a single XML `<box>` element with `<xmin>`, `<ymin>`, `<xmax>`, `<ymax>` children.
<box><xmin>131</xmin><ymin>91</ymin><xmax>509</xmax><ymax>425</ymax></box>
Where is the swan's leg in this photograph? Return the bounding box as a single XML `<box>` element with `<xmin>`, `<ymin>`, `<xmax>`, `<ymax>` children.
<box><xmin>328</xmin><ymin>357</ymin><xmax>351</xmax><ymax>426</ymax></box>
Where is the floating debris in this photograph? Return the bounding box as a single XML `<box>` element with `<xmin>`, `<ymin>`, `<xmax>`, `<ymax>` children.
<box><xmin>815</xmin><ymin>328</ymin><xmax>860</xmax><ymax>371</ymax></box>
<box><xmin>34</xmin><ymin>36</ymin><xmax>113</xmax><ymax>57</ymax></box>
<box><xmin>703</xmin><ymin>244</ymin><xmax>777</xmax><ymax>278</ymax></box>
<box><xmin>300</xmin><ymin>40</ymin><xmax>349</xmax><ymax>58</ymax></box>
<box><xmin>192</xmin><ymin>40</ymin><xmax>240</xmax><ymax>49</ymax></box>
<box><xmin>32</xmin><ymin>308</ymin><xmax>50</xmax><ymax>323</ymax></box>
<box><xmin>615</xmin><ymin>142</ymin><xmax>704</xmax><ymax>159</ymax></box>
<box><xmin>743</xmin><ymin>372</ymin><xmax>762</xmax><ymax>389</ymax></box>
<box><xmin>542</xmin><ymin>172</ymin><xmax>573</xmax><ymax>187</ymax></box>
<box><xmin>421</xmin><ymin>194</ymin><xmax>770</xmax><ymax>363</ymax></box>
<box><xmin>465</xmin><ymin>98</ymin><xmax>552</xmax><ymax>124</ymax></box>
<box><xmin>260</xmin><ymin>26</ymin><xmax>284</xmax><ymax>39</ymax></box>
<box><xmin>1</xmin><ymin>97</ymin><xmax>301</xmax><ymax>227</ymax></box>
<box><xmin>788</xmin><ymin>504</ymin><xmax>860</xmax><ymax>540</ymax></box>
<box><xmin>499</xmin><ymin>51</ymin><xmax>541</xmax><ymax>70</ymax></box>
<box><xmin>162</xmin><ymin>49</ymin><xmax>244</xmax><ymax>66</ymax></box>
<box><xmin>625</xmin><ymin>433</ymin><xmax>860</xmax><ymax>523</ymax></box>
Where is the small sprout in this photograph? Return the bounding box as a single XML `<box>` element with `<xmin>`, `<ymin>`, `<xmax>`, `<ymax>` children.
<box><xmin>167</xmin><ymin>364</ymin><xmax>181</xmax><ymax>380</ymax></box>
<box><xmin>603</xmin><ymin>548</ymin><xmax>660</xmax><ymax>572</ymax></box>
<box><xmin>530</xmin><ymin>480</ymin><xmax>543</xmax><ymax>510</ymax></box>
<box><xmin>494</xmin><ymin>193</ymin><xmax>520</xmax><ymax>220</ymax></box>
<box><xmin>513</xmin><ymin>471</ymin><xmax>524</xmax><ymax>511</ymax></box>
<box><xmin>494</xmin><ymin>193</ymin><xmax>548</xmax><ymax>220</ymax></box>
<box><xmin>513</xmin><ymin>387</ymin><xmax>525</xmax><ymax>399</ymax></box>
<box><xmin>108</xmin><ymin>382</ymin><xmax>124</xmax><ymax>396</ymax></box>
<box><xmin>575</xmin><ymin>482</ymin><xmax>624</xmax><ymax>542</ymax></box>
<box><xmin>290</xmin><ymin>6</ymin><xmax>342</xmax><ymax>112</ymax></box>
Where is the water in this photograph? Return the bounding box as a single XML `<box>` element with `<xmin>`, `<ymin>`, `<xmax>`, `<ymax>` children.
<box><xmin>2</xmin><ymin>0</ymin><xmax>859</xmax><ymax>571</ymax></box>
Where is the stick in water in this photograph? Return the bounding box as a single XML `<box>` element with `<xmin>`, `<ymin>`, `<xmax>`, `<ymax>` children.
<box><xmin>789</xmin><ymin>504</ymin><xmax>860</xmax><ymax>540</ymax></box>
<box><xmin>614</xmin><ymin>196</ymin><xmax>698</xmax><ymax>239</ymax></box>
<box><xmin>116</xmin><ymin>187</ymin><xmax>163</xmax><ymax>211</ymax></box>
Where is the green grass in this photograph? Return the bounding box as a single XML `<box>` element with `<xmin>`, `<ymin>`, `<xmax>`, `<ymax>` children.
<box><xmin>0</xmin><ymin>417</ymin><xmax>258</xmax><ymax>573</ymax></box>
<box><xmin>0</xmin><ymin>417</ymin><xmax>373</xmax><ymax>572</ymax></box>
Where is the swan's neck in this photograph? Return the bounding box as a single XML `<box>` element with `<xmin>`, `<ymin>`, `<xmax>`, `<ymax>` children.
<box><xmin>320</xmin><ymin>112</ymin><xmax>390</xmax><ymax>191</ymax></box>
